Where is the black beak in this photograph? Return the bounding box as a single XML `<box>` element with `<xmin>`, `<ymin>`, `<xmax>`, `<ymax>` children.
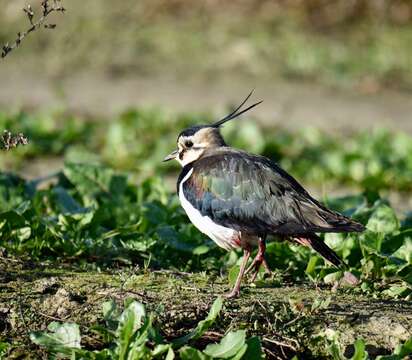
<box><xmin>163</xmin><ymin>149</ymin><xmax>178</xmax><ymax>162</ymax></box>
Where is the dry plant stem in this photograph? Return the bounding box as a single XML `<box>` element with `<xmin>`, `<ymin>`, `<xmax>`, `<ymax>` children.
<box><xmin>0</xmin><ymin>130</ymin><xmax>28</xmax><ymax>151</ymax></box>
<box><xmin>1</xmin><ymin>0</ymin><xmax>66</xmax><ymax>58</ymax></box>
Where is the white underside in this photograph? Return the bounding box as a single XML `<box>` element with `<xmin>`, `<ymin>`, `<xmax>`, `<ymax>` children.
<box><xmin>179</xmin><ymin>169</ymin><xmax>240</xmax><ymax>251</ymax></box>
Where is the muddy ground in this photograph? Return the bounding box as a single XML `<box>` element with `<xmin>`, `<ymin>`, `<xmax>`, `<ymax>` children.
<box><xmin>1</xmin><ymin>256</ymin><xmax>411</xmax><ymax>359</ymax></box>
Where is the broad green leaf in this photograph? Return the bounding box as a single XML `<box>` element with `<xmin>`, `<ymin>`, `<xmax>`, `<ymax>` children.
<box><xmin>63</xmin><ymin>162</ymin><xmax>127</xmax><ymax>199</ymax></box>
<box><xmin>102</xmin><ymin>300</ymin><xmax>119</xmax><ymax>331</ymax></box>
<box><xmin>305</xmin><ymin>256</ymin><xmax>319</xmax><ymax>278</ymax></box>
<box><xmin>229</xmin><ymin>343</ymin><xmax>248</xmax><ymax>360</ymax></box>
<box><xmin>366</xmin><ymin>205</ymin><xmax>399</xmax><ymax>235</ymax></box>
<box><xmin>360</xmin><ymin>231</ymin><xmax>384</xmax><ymax>253</ymax></box>
<box><xmin>204</xmin><ymin>330</ymin><xmax>246</xmax><ymax>359</ymax></box>
<box><xmin>179</xmin><ymin>346</ymin><xmax>210</xmax><ymax>360</ymax></box>
<box><xmin>173</xmin><ymin>297</ymin><xmax>223</xmax><ymax>347</ymax></box>
<box><xmin>52</xmin><ymin>186</ymin><xmax>85</xmax><ymax>214</ymax></box>
<box><xmin>193</xmin><ymin>245</ymin><xmax>210</xmax><ymax>255</ymax></box>
<box><xmin>243</xmin><ymin>336</ymin><xmax>264</xmax><ymax>360</ymax></box>
<box><xmin>323</xmin><ymin>271</ymin><xmax>342</xmax><ymax>284</ymax></box>
<box><xmin>0</xmin><ymin>210</ymin><xmax>26</xmax><ymax>228</ymax></box>
<box><xmin>115</xmin><ymin>301</ymin><xmax>146</xmax><ymax>360</ymax></box>
<box><xmin>392</xmin><ymin>238</ymin><xmax>412</xmax><ymax>264</ymax></box>
<box><xmin>30</xmin><ymin>322</ymin><xmax>81</xmax><ymax>355</ymax></box>
<box><xmin>165</xmin><ymin>347</ymin><xmax>175</xmax><ymax>360</ymax></box>
<box><xmin>381</xmin><ymin>286</ymin><xmax>408</xmax><ymax>298</ymax></box>
<box><xmin>152</xmin><ymin>344</ymin><xmax>172</xmax><ymax>357</ymax></box>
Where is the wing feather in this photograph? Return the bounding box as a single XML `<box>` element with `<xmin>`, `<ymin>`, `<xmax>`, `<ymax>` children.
<box><xmin>182</xmin><ymin>149</ymin><xmax>364</xmax><ymax>236</ymax></box>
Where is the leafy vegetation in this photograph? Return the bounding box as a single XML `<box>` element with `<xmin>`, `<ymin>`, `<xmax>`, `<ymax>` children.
<box><xmin>30</xmin><ymin>297</ymin><xmax>265</xmax><ymax>359</ymax></box>
<box><xmin>1</xmin><ymin>109</ymin><xmax>412</xmax><ymax>192</ymax></box>
<box><xmin>27</xmin><ymin>296</ymin><xmax>412</xmax><ymax>360</ymax></box>
<box><xmin>0</xmin><ymin>108</ymin><xmax>411</xmax><ymax>358</ymax></box>
<box><xmin>0</xmin><ymin>159</ymin><xmax>410</xmax><ymax>300</ymax></box>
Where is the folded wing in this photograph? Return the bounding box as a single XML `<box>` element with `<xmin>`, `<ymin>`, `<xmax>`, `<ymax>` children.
<box><xmin>182</xmin><ymin>150</ymin><xmax>364</xmax><ymax>236</ymax></box>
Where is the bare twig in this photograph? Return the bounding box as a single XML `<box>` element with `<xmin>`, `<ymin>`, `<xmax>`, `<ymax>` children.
<box><xmin>262</xmin><ymin>336</ymin><xmax>299</xmax><ymax>352</ymax></box>
<box><xmin>2</xmin><ymin>0</ymin><xmax>66</xmax><ymax>59</ymax></box>
<box><xmin>0</xmin><ymin>130</ymin><xmax>28</xmax><ymax>151</ymax></box>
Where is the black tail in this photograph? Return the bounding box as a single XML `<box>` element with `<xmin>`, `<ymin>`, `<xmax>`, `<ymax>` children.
<box><xmin>294</xmin><ymin>234</ymin><xmax>359</xmax><ymax>285</ymax></box>
<box><xmin>294</xmin><ymin>233</ymin><xmax>345</xmax><ymax>269</ymax></box>
<box><xmin>320</xmin><ymin>209</ymin><xmax>366</xmax><ymax>233</ymax></box>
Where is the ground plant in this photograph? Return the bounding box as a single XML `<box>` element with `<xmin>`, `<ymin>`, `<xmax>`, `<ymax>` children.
<box><xmin>0</xmin><ymin>109</ymin><xmax>411</xmax><ymax>358</ymax></box>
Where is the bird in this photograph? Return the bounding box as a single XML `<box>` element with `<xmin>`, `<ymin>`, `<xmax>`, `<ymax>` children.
<box><xmin>163</xmin><ymin>91</ymin><xmax>365</xmax><ymax>298</ymax></box>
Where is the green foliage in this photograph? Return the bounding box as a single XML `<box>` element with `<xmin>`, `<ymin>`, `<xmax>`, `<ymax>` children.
<box><xmin>0</xmin><ymin>159</ymin><xmax>410</xmax><ymax>298</ymax></box>
<box><xmin>1</xmin><ymin>110</ymin><xmax>412</xmax><ymax>192</ymax></box>
<box><xmin>173</xmin><ymin>297</ymin><xmax>223</xmax><ymax>346</ymax></box>
<box><xmin>30</xmin><ymin>298</ymin><xmax>263</xmax><ymax>360</ymax></box>
<box><xmin>30</xmin><ymin>323</ymin><xmax>81</xmax><ymax>357</ymax></box>
<box><xmin>1</xmin><ymin>108</ymin><xmax>411</xmax><ymax>358</ymax></box>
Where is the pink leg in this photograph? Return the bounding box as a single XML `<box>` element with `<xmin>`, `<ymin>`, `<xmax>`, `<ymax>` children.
<box><xmin>225</xmin><ymin>247</ymin><xmax>251</xmax><ymax>299</ymax></box>
<box><xmin>245</xmin><ymin>238</ymin><xmax>271</xmax><ymax>282</ymax></box>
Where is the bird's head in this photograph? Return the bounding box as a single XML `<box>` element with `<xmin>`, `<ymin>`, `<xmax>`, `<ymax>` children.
<box><xmin>163</xmin><ymin>91</ymin><xmax>262</xmax><ymax>167</ymax></box>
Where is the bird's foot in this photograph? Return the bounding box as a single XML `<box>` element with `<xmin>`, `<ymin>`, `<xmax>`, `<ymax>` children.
<box><xmin>246</xmin><ymin>256</ymin><xmax>271</xmax><ymax>282</ymax></box>
<box><xmin>224</xmin><ymin>288</ymin><xmax>240</xmax><ymax>299</ymax></box>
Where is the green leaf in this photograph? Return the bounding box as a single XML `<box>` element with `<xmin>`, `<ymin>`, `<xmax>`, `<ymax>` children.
<box><xmin>360</xmin><ymin>231</ymin><xmax>384</xmax><ymax>253</ymax></box>
<box><xmin>173</xmin><ymin>297</ymin><xmax>223</xmax><ymax>347</ymax></box>
<box><xmin>350</xmin><ymin>339</ymin><xmax>368</xmax><ymax>360</ymax></box>
<box><xmin>375</xmin><ymin>337</ymin><xmax>412</xmax><ymax>360</ymax></box>
<box><xmin>366</xmin><ymin>205</ymin><xmax>399</xmax><ymax>235</ymax></box>
<box><xmin>204</xmin><ymin>330</ymin><xmax>246</xmax><ymax>359</ymax></box>
<box><xmin>115</xmin><ymin>301</ymin><xmax>146</xmax><ymax>360</ymax></box>
<box><xmin>64</xmin><ymin>162</ymin><xmax>127</xmax><ymax>199</ymax></box>
<box><xmin>323</xmin><ymin>271</ymin><xmax>342</xmax><ymax>284</ymax></box>
<box><xmin>243</xmin><ymin>336</ymin><xmax>264</xmax><ymax>360</ymax></box>
<box><xmin>193</xmin><ymin>245</ymin><xmax>210</xmax><ymax>255</ymax></box>
<box><xmin>52</xmin><ymin>186</ymin><xmax>85</xmax><ymax>214</ymax></box>
<box><xmin>395</xmin><ymin>336</ymin><xmax>412</xmax><ymax>357</ymax></box>
<box><xmin>152</xmin><ymin>344</ymin><xmax>172</xmax><ymax>357</ymax></box>
<box><xmin>392</xmin><ymin>237</ymin><xmax>412</xmax><ymax>264</ymax></box>
<box><xmin>305</xmin><ymin>256</ymin><xmax>319</xmax><ymax>278</ymax></box>
<box><xmin>0</xmin><ymin>210</ymin><xmax>26</xmax><ymax>228</ymax></box>
<box><xmin>229</xmin><ymin>343</ymin><xmax>248</xmax><ymax>360</ymax></box>
<box><xmin>30</xmin><ymin>322</ymin><xmax>81</xmax><ymax>355</ymax></box>
<box><xmin>165</xmin><ymin>347</ymin><xmax>175</xmax><ymax>360</ymax></box>
<box><xmin>228</xmin><ymin>265</ymin><xmax>240</xmax><ymax>287</ymax></box>
<box><xmin>0</xmin><ymin>342</ymin><xmax>9</xmax><ymax>357</ymax></box>
<box><xmin>179</xmin><ymin>346</ymin><xmax>210</xmax><ymax>360</ymax></box>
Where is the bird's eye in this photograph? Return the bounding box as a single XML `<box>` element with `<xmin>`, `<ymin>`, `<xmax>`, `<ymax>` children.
<box><xmin>185</xmin><ymin>140</ymin><xmax>193</xmax><ymax>148</ymax></box>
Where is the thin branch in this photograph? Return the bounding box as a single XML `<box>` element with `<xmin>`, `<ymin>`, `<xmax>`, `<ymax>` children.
<box><xmin>0</xmin><ymin>130</ymin><xmax>28</xmax><ymax>151</ymax></box>
<box><xmin>2</xmin><ymin>0</ymin><xmax>66</xmax><ymax>59</ymax></box>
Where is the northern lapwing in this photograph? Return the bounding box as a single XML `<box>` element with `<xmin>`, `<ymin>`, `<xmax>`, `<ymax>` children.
<box><xmin>164</xmin><ymin>91</ymin><xmax>365</xmax><ymax>298</ymax></box>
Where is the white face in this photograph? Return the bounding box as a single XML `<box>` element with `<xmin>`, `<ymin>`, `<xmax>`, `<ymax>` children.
<box><xmin>163</xmin><ymin>127</ymin><xmax>225</xmax><ymax>166</ymax></box>
<box><xmin>176</xmin><ymin>135</ymin><xmax>206</xmax><ymax>167</ymax></box>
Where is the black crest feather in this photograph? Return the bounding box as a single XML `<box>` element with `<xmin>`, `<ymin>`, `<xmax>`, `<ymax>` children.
<box><xmin>211</xmin><ymin>90</ymin><xmax>263</xmax><ymax>128</ymax></box>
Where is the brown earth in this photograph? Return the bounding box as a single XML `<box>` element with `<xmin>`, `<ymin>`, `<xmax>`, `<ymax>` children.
<box><xmin>1</xmin><ymin>256</ymin><xmax>411</xmax><ymax>359</ymax></box>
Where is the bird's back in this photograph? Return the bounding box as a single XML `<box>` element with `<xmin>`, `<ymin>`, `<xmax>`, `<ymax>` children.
<box><xmin>179</xmin><ymin>147</ymin><xmax>364</xmax><ymax>236</ymax></box>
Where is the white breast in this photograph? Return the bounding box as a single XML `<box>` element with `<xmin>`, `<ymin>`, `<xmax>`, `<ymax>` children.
<box><xmin>179</xmin><ymin>169</ymin><xmax>240</xmax><ymax>251</ymax></box>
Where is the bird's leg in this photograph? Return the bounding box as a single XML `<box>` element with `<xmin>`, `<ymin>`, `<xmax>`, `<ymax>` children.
<box><xmin>225</xmin><ymin>247</ymin><xmax>251</xmax><ymax>299</ymax></box>
<box><xmin>245</xmin><ymin>237</ymin><xmax>271</xmax><ymax>282</ymax></box>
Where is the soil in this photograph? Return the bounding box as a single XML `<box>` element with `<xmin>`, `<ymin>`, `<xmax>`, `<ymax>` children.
<box><xmin>1</xmin><ymin>256</ymin><xmax>411</xmax><ymax>359</ymax></box>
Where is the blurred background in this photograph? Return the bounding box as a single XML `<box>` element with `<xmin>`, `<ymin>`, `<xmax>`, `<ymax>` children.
<box><xmin>0</xmin><ymin>0</ymin><xmax>412</xmax><ymax>209</ymax></box>
<box><xmin>1</xmin><ymin>0</ymin><xmax>412</xmax><ymax>122</ymax></box>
